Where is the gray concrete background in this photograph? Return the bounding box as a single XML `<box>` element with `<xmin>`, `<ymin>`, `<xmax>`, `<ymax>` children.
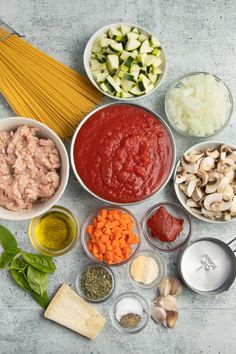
<box><xmin>0</xmin><ymin>1</ymin><xmax>236</xmax><ymax>353</ymax></box>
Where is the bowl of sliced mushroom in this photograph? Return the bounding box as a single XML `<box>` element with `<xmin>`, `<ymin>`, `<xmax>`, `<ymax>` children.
<box><xmin>174</xmin><ymin>142</ymin><xmax>236</xmax><ymax>223</ymax></box>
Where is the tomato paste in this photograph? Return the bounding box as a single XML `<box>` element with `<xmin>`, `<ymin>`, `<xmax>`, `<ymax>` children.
<box><xmin>73</xmin><ymin>104</ymin><xmax>173</xmax><ymax>203</ymax></box>
<box><xmin>147</xmin><ymin>206</ymin><xmax>184</xmax><ymax>242</ymax></box>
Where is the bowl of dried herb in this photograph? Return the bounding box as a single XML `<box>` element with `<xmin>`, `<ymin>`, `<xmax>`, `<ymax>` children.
<box><xmin>76</xmin><ymin>264</ymin><xmax>115</xmax><ymax>302</ymax></box>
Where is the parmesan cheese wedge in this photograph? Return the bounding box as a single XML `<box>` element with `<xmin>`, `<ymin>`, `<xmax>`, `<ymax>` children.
<box><xmin>44</xmin><ymin>284</ymin><xmax>106</xmax><ymax>340</ymax></box>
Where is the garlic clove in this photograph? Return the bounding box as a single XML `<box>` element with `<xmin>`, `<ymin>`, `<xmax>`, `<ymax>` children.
<box><xmin>151</xmin><ymin>306</ymin><xmax>166</xmax><ymax>324</ymax></box>
<box><xmin>158</xmin><ymin>277</ymin><xmax>172</xmax><ymax>297</ymax></box>
<box><xmin>166</xmin><ymin>311</ymin><xmax>179</xmax><ymax>328</ymax></box>
<box><xmin>169</xmin><ymin>277</ymin><xmax>183</xmax><ymax>296</ymax></box>
<box><xmin>155</xmin><ymin>295</ymin><xmax>177</xmax><ymax>311</ymax></box>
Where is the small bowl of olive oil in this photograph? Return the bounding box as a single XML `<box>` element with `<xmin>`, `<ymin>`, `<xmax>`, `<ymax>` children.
<box><xmin>29</xmin><ymin>205</ymin><xmax>79</xmax><ymax>256</ymax></box>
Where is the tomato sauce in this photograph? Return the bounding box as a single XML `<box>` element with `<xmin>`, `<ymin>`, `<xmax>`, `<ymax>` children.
<box><xmin>147</xmin><ymin>206</ymin><xmax>184</xmax><ymax>242</ymax></box>
<box><xmin>73</xmin><ymin>104</ymin><xmax>173</xmax><ymax>203</ymax></box>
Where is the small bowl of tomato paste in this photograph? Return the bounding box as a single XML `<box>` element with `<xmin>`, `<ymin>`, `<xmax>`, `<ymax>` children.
<box><xmin>71</xmin><ymin>103</ymin><xmax>176</xmax><ymax>205</ymax></box>
<box><xmin>142</xmin><ymin>202</ymin><xmax>192</xmax><ymax>252</ymax></box>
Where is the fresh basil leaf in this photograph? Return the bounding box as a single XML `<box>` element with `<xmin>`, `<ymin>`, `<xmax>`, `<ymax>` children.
<box><xmin>27</xmin><ymin>265</ymin><xmax>48</xmax><ymax>296</ymax></box>
<box><xmin>8</xmin><ymin>255</ymin><xmax>27</xmax><ymax>271</ymax></box>
<box><xmin>11</xmin><ymin>268</ymin><xmax>31</xmax><ymax>292</ymax></box>
<box><xmin>31</xmin><ymin>291</ymin><xmax>50</xmax><ymax>309</ymax></box>
<box><xmin>23</xmin><ymin>253</ymin><xmax>56</xmax><ymax>273</ymax></box>
<box><xmin>0</xmin><ymin>248</ymin><xmax>22</xmax><ymax>269</ymax></box>
<box><xmin>0</xmin><ymin>225</ymin><xmax>18</xmax><ymax>250</ymax></box>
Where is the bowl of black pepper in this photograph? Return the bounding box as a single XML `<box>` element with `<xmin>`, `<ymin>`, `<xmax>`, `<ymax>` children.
<box><xmin>76</xmin><ymin>264</ymin><xmax>115</xmax><ymax>302</ymax></box>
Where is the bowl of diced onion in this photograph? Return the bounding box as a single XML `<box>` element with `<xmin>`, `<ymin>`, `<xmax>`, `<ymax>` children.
<box><xmin>83</xmin><ymin>23</ymin><xmax>167</xmax><ymax>100</ymax></box>
<box><xmin>165</xmin><ymin>72</ymin><xmax>233</xmax><ymax>138</ymax></box>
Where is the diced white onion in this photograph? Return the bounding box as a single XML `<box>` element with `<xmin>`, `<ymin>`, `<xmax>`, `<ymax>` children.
<box><xmin>166</xmin><ymin>73</ymin><xmax>231</xmax><ymax>137</ymax></box>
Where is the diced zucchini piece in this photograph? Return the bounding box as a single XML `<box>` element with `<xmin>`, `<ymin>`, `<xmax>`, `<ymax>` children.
<box><xmin>153</xmin><ymin>67</ymin><xmax>162</xmax><ymax>75</ymax></box>
<box><xmin>148</xmin><ymin>73</ymin><xmax>158</xmax><ymax>84</ymax></box>
<box><xmin>132</xmin><ymin>27</ymin><xmax>139</xmax><ymax>33</ymax></box>
<box><xmin>92</xmin><ymin>39</ymin><xmax>101</xmax><ymax>53</ymax></box>
<box><xmin>96</xmin><ymin>52</ymin><xmax>106</xmax><ymax>63</ymax></box>
<box><xmin>143</xmin><ymin>55</ymin><xmax>158</xmax><ymax>66</ymax></box>
<box><xmin>120</xmin><ymin>25</ymin><xmax>132</xmax><ymax>35</ymax></box>
<box><xmin>120</xmin><ymin>50</ymin><xmax>131</xmax><ymax>61</ymax></box>
<box><xmin>129</xmin><ymin>85</ymin><xmax>143</xmax><ymax>96</ymax></box>
<box><xmin>139</xmin><ymin>39</ymin><xmax>152</xmax><ymax>53</ymax></box>
<box><xmin>124</xmin><ymin>56</ymin><xmax>134</xmax><ymax>68</ymax></box>
<box><xmin>121</xmin><ymin>90</ymin><xmax>133</xmax><ymax>98</ymax></box>
<box><xmin>120</xmin><ymin>78</ymin><xmax>134</xmax><ymax>92</ymax></box>
<box><xmin>131</xmin><ymin>49</ymin><xmax>138</xmax><ymax>57</ymax></box>
<box><xmin>127</xmin><ymin>32</ymin><xmax>140</xmax><ymax>40</ymax></box>
<box><xmin>113</xmin><ymin>75</ymin><xmax>121</xmax><ymax>86</ymax></box>
<box><xmin>98</xmin><ymin>63</ymin><xmax>107</xmax><ymax>71</ymax></box>
<box><xmin>123</xmin><ymin>73</ymin><xmax>136</xmax><ymax>81</ymax></box>
<box><xmin>120</xmin><ymin>64</ymin><xmax>129</xmax><ymax>73</ymax></box>
<box><xmin>92</xmin><ymin>70</ymin><xmax>101</xmax><ymax>79</ymax></box>
<box><xmin>104</xmin><ymin>47</ymin><xmax>116</xmax><ymax>55</ymax></box>
<box><xmin>95</xmin><ymin>72</ymin><xmax>109</xmax><ymax>83</ymax></box>
<box><xmin>91</xmin><ymin>53</ymin><xmax>96</xmax><ymax>59</ymax></box>
<box><xmin>130</xmin><ymin>64</ymin><xmax>140</xmax><ymax>80</ymax></box>
<box><xmin>107</xmin><ymin>55</ymin><xmax>119</xmax><ymax>70</ymax></box>
<box><xmin>125</xmin><ymin>38</ymin><xmax>141</xmax><ymax>51</ymax></box>
<box><xmin>90</xmin><ymin>58</ymin><xmax>100</xmax><ymax>70</ymax></box>
<box><xmin>139</xmin><ymin>66</ymin><xmax>147</xmax><ymax>74</ymax></box>
<box><xmin>109</xmin><ymin>42</ymin><xmax>123</xmax><ymax>53</ymax></box>
<box><xmin>115</xmin><ymin>91</ymin><xmax>121</xmax><ymax>98</ymax></box>
<box><xmin>108</xmin><ymin>27</ymin><xmax>122</xmax><ymax>39</ymax></box>
<box><xmin>150</xmin><ymin>36</ymin><xmax>161</xmax><ymax>47</ymax></box>
<box><xmin>106</xmin><ymin>75</ymin><xmax>121</xmax><ymax>93</ymax></box>
<box><xmin>100</xmin><ymin>83</ymin><xmax>109</xmax><ymax>92</ymax></box>
<box><xmin>152</xmin><ymin>58</ymin><xmax>162</xmax><ymax>68</ymax></box>
<box><xmin>152</xmin><ymin>48</ymin><xmax>161</xmax><ymax>57</ymax></box>
<box><xmin>145</xmin><ymin>83</ymin><xmax>155</xmax><ymax>93</ymax></box>
<box><xmin>138</xmin><ymin>33</ymin><xmax>148</xmax><ymax>42</ymax></box>
<box><xmin>138</xmin><ymin>74</ymin><xmax>150</xmax><ymax>91</ymax></box>
<box><xmin>137</xmin><ymin>53</ymin><xmax>147</xmax><ymax>65</ymax></box>
<box><xmin>100</xmin><ymin>38</ymin><xmax>114</xmax><ymax>48</ymax></box>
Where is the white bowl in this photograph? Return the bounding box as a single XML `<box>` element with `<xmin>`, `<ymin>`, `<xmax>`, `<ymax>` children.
<box><xmin>83</xmin><ymin>23</ymin><xmax>167</xmax><ymax>100</ymax></box>
<box><xmin>174</xmin><ymin>141</ymin><xmax>236</xmax><ymax>223</ymax></box>
<box><xmin>0</xmin><ymin>117</ymin><xmax>69</xmax><ymax>220</ymax></box>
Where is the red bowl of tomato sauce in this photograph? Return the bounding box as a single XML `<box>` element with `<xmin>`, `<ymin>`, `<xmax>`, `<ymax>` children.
<box><xmin>70</xmin><ymin>103</ymin><xmax>176</xmax><ymax>205</ymax></box>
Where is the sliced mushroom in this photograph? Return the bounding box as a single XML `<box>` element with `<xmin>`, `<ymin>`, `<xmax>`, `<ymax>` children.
<box><xmin>205</xmin><ymin>175</ymin><xmax>220</xmax><ymax>194</ymax></box>
<box><xmin>201</xmin><ymin>208</ymin><xmax>216</xmax><ymax>219</ymax></box>
<box><xmin>217</xmin><ymin>158</ymin><xmax>235</xmax><ymax>174</ymax></box>
<box><xmin>190</xmin><ymin>207</ymin><xmax>203</xmax><ymax>215</ymax></box>
<box><xmin>222</xmin><ymin>185</ymin><xmax>234</xmax><ymax>202</ymax></box>
<box><xmin>224</xmin><ymin>170</ymin><xmax>235</xmax><ymax>183</ymax></box>
<box><xmin>217</xmin><ymin>176</ymin><xmax>230</xmax><ymax>193</ymax></box>
<box><xmin>200</xmin><ymin>157</ymin><xmax>215</xmax><ymax>171</ymax></box>
<box><xmin>220</xmin><ymin>199</ymin><xmax>233</xmax><ymax>211</ymax></box>
<box><xmin>192</xmin><ymin>186</ymin><xmax>204</xmax><ymax>202</ymax></box>
<box><xmin>230</xmin><ymin>196</ymin><xmax>236</xmax><ymax>216</ymax></box>
<box><xmin>227</xmin><ymin>151</ymin><xmax>236</xmax><ymax>162</ymax></box>
<box><xmin>188</xmin><ymin>151</ymin><xmax>204</xmax><ymax>163</ymax></box>
<box><xmin>186</xmin><ymin>177</ymin><xmax>199</xmax><ymax>197</ymax></box>
<box><xmin>179</xmin><ymin>183</ymin><xmax>188</xmax><ymax>196</ymax></box>
<box><xmin>175</xmin><ymin>166</ymin><xmax>192</xmax><ymax>184</ymax></box>
<box><xmin>223</xmin><ymin>211</ymin><xmax>231</xmax><ymax>221</ymax></box>
<box><xmin>204</xmin><ymin>193</ymin><xmax>222</xmax><ymax>211</ymax></box>
<box><xmin>181</xmin><ymin>156</ymin><xmax>201</xmax><ymax>174</ymax></box>
<box><xmin>197</xmin><ymin>170</ymin><xmax>209</xmax><ymax>187</ymax></box>
<box><xmin>205</xmin><ymin>148</ymin><xmax>220</xmax><ymax>159</ymax></box>
<box><xmin>211</xmin><ymin>202</ymin><xmax>222</xmax><ymax>213</ymax></box>
<box><xmin>220</xmin><ymin>144</ymin><xmax>232</xmax><ymax>161</ymax></box>
<box><xmin>186</xmin><ymin>199</ymin><xmax>200</xmax><ymax>208</ymax></box>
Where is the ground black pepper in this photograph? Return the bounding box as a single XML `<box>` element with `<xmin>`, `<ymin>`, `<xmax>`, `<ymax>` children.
<box><xmin>119</xmin><ymin>313</ymin><xmax>141</xmax><ymax>328</ymax></box>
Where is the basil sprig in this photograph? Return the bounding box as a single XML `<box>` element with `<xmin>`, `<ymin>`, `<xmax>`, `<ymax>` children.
<box><xmin>0</xmin><ymin>224</ymin><xmax>56</xmax><ymax>309</ymax></box>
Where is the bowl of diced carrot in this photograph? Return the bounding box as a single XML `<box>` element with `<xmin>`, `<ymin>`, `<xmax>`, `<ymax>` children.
<box><xmin>81</xmin><ymin>206</ymin><xmax>141</xmax><ymax>266</ymax></box>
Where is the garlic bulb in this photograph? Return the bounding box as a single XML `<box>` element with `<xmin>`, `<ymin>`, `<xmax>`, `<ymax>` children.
<box><xmin>169</xmin><ymin>277</ymin><xmax>183</xmax><ymax>296</ymax></box>
<box><xmin>155</xmin><ymin>295</ymin><xmax>177</xmax><ymax>311</ymax></box>
<box><xmin>159</xmin><ymin>277</ymin><xmax>172</xmax><ymax>297</ymax></box>
<box><xmin>158</xmin><ymin>276</ymin><xmax>183</xmax><ymax>297</ymax></box>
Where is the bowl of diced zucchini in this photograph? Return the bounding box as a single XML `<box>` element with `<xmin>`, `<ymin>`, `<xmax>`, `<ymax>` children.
<box><xmin>84</xmin><ymin>23</ymin><xmax>167</xmax><ymax>99</ymax></box>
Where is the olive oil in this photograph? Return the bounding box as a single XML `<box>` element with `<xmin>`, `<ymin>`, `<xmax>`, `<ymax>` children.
<box><xmin>35</xmin><ymin>211</ymin><xmax>74</xmax><ymax>250</ymax></box>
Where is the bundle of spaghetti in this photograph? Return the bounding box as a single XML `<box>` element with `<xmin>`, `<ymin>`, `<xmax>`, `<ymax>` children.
<box><xmin>0</xmin><ymin>27</ymin><xmax>102</xmax><ymax>139</ymax></box>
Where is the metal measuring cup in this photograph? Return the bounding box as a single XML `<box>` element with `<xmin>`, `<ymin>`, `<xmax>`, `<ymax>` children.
<box><xmin>177</xmin><ymin>236</ymin><xmax>236</xmax><ymax>294</ymax></box>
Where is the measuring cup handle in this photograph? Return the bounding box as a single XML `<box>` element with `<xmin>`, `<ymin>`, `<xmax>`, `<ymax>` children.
<box><xmin>227</xmin><ymin>236</ymin><xmax>236</xmax><ymax>253</ymax></box>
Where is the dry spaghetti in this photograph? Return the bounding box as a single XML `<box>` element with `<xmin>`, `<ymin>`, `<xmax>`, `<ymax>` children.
<box><xmin>0</xmin><ymin>27</ymin><xmax>102</xmax><ymax>139</ymax></box>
